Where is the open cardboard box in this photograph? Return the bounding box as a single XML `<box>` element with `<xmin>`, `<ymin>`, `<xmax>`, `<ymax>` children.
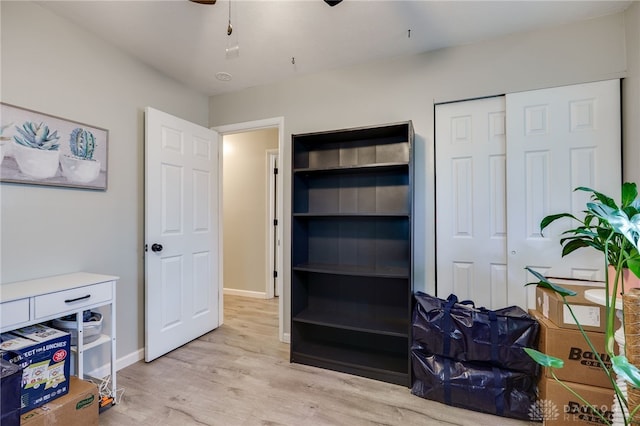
<box><xmin>534</xmin><ymin>279</ymin><xmax>620</xmax><ymax>334</ymax></box>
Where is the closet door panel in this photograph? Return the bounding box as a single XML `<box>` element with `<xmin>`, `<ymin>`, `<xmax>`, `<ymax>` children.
<box><xmin>506</xmin><ymin>79</ymin><xmax>621</xmax><ymax>309</ymax></box>
<box><xmin>435</xmin><ymin>96</ymin><xmax>507</xmax><ymax>309</ymax></box>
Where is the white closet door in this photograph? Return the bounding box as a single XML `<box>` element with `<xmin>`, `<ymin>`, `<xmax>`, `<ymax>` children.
<box><xmin>435</xmin><ymin>79</ymin><xmax>621</xmax><ymax>310</ymax></box>
<box><xmin>506</xmin><ymin>79</ymin><xmax>621</xmax><ymax>309</ymax></box>
<box><xmin>435</xmin><ymin>96</ymin><xmax>507</xmax><ymax>308</ymax></box>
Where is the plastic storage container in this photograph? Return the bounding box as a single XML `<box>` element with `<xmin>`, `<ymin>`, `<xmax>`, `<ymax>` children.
<box><xmin>52</xmin><ymin>311</ymin><xmax>103</xmax><ymax>346</ymax></box>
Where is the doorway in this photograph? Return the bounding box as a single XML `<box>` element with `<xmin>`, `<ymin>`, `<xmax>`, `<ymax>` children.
<box><xmin>215</xmin><ymin>117</ymin><xmax>285</xmax><ymax>342</ymax></box>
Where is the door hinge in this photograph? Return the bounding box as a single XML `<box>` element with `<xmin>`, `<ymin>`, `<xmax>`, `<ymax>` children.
<box><xmin>274</xmin><ymin>167</ymin><xmax>278</xmax><ymax>175</ymax></box>
<box><xmin>273</xmin><ymin>270</ymin><xmax>278</xmax><ymax>278</ymax></box>
<box><xmin>274</xmin><ymin>219</ymin><xmax>278</xmax><ymax>226</ymax></box>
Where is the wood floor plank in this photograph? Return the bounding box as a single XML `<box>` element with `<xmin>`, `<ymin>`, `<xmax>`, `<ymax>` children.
<box><xmin>99</xmin><ymin>296</ymin><xmax>533</xmax><ymax>425</ymax></box>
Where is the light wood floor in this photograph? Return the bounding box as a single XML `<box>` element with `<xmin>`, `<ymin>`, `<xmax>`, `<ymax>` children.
<box><xmin>100</xmin><ymin>296</ymin><xmax>533</xmax><ymax>426</ymax></box>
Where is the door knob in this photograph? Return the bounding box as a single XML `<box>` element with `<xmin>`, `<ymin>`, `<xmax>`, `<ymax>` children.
<box><xmin>151</xmin><ymin>243</ymin><xmax>163</xmax><ymax>253</ymax></box>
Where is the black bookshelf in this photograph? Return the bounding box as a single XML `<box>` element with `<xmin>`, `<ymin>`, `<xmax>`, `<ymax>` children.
<box><xmin>290</xmin><ymin>121</ymin><xmax>414</xmax><ymax>386</ymax></box>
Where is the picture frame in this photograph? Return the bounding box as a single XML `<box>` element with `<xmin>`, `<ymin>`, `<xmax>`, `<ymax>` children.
<box><xmin>0</xmin><ymin>102</ymin><xmax>108</xmax><ymax>190</ymax></box>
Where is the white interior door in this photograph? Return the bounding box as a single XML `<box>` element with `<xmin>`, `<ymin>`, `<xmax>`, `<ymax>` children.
<box><xmin>435</xmin><ymin>96</ymin><xmax>507</xmax><ymax>308</ymax></box>
<box><xmin>435</xmin><ymin>79</ymin><xmax>621</xmax><ymax>310</ymax></box>
<box><xmin>506</xmin><ymin>79</ymin><xmax>621</xmax><ymax>309</ymax></box>
<box><xmin>145</xmin><ymin>107</ymin><xmax>221</xmax><ymax>362</ymax></box>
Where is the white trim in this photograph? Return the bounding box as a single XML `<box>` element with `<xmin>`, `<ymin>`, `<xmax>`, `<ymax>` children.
<box><xmin>223</xmin><ymin>288</ymin><xmax>268</xmax><ymax>299</ymax></box>
<box><xmin>214</xmin><ymin>117</ymin><xmax>286</xmax><ymax>343</ymax></box>
<box><xmin>282</xmin><ymin>333</ymin><xmax>291</xmax><ymax>344</ymax></box>
<box><xmin>215</xmin><ymin>117</ymin><xmax>281</xmax><ymax>134</ymax></box>
<box><xmin>216</xmin><ymin>130</ymin><xmax>224</xmax><ymax>327</ymax></box>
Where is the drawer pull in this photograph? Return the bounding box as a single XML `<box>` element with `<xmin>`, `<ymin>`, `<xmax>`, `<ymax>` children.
<box><xmin>64</xmin><ymin>294</ymin><xmax>91</xmax><ymax>304</ymax></box>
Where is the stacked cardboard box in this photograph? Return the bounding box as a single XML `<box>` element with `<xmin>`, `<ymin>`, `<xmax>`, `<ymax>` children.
<box><xmin>532</xmin><ymin>310</ymin><xmax>615</xmax><ymax>389</ymax></box>
<box><xmin>531</xmin><ymin>283</ymin><xmax>617</xmax><ymax>425</ymax></box>
<box><xmin>20</xmin><ymin>376</ymin><xmax>99</xmax><ymax>426</ymax></box>
<box><xmin>538</xmin><ymin>377</ymin><xmax>614</xmax><ymax>426</ymax></box>
<box><xmin>535</xmin><ymin>283</ymin><xmax>620</xmax><ymax>333</ymax></box>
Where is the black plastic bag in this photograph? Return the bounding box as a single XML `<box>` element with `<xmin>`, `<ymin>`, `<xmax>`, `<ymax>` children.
<box><xmin>411</xmin><ymin>347</ymin><xmax>538</xmax><ymax>421</ymax></box>
<box><xmin>412</xmin><ymin>292</ymin><xmax>539</xmax><ymax>375</ymax></box>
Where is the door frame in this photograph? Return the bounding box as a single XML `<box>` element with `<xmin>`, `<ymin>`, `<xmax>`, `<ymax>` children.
<box><xmin>266</xmin><ymin>149</ymin><xmax>279</xmax><ymax>299</ymax></box>
<box><xmin>214</xmin><ymin>117</ymin><xmax>285</xmax><ymax>342</ymax></box>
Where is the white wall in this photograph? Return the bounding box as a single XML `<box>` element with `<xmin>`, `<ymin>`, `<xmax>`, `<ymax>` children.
<box><xmin>209</xmin><ymin>12</ymin><xmax>631</xmax><ymax>335</ymax></box>
<box><xmin>2</xmin><ymin>1</ymin><xmax>637</xmax><ymax>362</ymax></box>
<box><xmin>0</xmin><ymin>2</ymin><xmax>209</xmax><ymax>365</ymax></box>
<box><xmin>624</xmin><ymin>2</ymin><xmax>640</xmax><ymax>185</ymax></box>
<box><xmin>223</xmin><ymin>128</ymin><xmax>278</xmax><ymax>295</ymax></box>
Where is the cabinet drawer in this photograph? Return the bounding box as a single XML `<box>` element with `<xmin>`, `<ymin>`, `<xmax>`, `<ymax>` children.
<box><xmin>1</xmin><ymin>298</ymin><xmax>30</xmax><ymax>330</ymax></box>
<box><xmin>34</xmin><ymin>281</ymin><xmax>112</xmax><ymax>319</ymax></box>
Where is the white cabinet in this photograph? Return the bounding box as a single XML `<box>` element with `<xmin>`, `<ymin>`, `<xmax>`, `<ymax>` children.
<box><xmin>0</xmin><ymin>272</ymin><xmax>118</xmax><ymax>404</ymax></box>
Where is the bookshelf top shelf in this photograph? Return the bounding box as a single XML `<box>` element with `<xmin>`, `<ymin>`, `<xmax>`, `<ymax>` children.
<box><xmin>293</xmin><ymin>162</ymin><xmax>409</xmax><ymax>175</ymax></box>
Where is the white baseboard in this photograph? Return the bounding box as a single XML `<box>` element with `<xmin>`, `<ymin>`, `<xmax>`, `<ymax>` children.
<box><xmin>223</xmin><ymin>288</ymin><xmax>268</xmax><ymax>299</ymax></box>
<box><xmin>118</xmin><ymin>348</ymin><xmax>145</xmax><ymax>370</ymax></box>
<box><xmin>86</xmin><ymin>348</ymin><xmax>144</xmax><ymax>379</ymax></box>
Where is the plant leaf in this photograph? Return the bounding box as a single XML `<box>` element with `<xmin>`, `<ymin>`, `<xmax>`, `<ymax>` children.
<box><xmin>575</xmin><ymin>186</ymin><xmax>618</xmax><ymax>208</ymax></box>
<box><xmin>627</xmin><ymin>258</ymin><xmax>640</xmax><ymax>280</ymax></box>
<box><xmin>612</xmin><ymin>355</ymin><xmax>640</xmax><ymax>388</ymax></box>
<box><xmin>540</xmin><ymin>213</ymin><xmax>577</xmax><ymax>233</ymax></box>
<box><xmin>588</xmin><ymin>203</ymin><xmax>640</xmax><ymax>249</ymax></box>
<box><xmin>524</xmin><ymin>348</ymin><xmax>565</xmax><ymax>368</ymax></box>
<box><xmin>525</xmin><ymin>267</ymin><xmax>577</xmax><ymax>296</ymax></box>
<box><xmin>561</xmin><ymin>239</ymin><xmax>593</xmax><ymax>257</ymax></box>
<box><xmin>622</xmin><ymin>182</ymin><xmax>638</xmax><ymax>208</ymax></box>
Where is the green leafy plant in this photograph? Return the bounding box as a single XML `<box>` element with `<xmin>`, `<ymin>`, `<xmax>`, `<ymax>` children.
<box><xmin>526</xmin><ymin>182</ymin><xmax>640</xmax><ymax>425</ymax></box>
<box><xmin>541</xmin><ymin>183</ymin><xmax>640</xmax><ymax>281</ymax></box>
<box><xmin>68</xmin><ymin>128</ymin><xmax>96</xmax><ymax>160</ymax></box>
<box><xmin>13</xmin><ymin>121</ymin><xmax>60</xmax><ymax>150</ymax></box>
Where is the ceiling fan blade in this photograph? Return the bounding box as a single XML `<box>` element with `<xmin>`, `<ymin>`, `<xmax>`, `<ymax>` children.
<box><xmin>324</xmin><ymin>0</ymin><xmax>343</xmax><ymax>6</ymax></box>
<box><xmin>189</xmin><ymin>0</ymin><xmax>217</xmax><ymax>4</ymax></box>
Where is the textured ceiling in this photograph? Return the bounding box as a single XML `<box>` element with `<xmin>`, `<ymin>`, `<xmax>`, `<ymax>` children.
<box><xmin>40</xmin><ymin>0</ymin><xmax>632</xmax><ymax>96</ymax></box>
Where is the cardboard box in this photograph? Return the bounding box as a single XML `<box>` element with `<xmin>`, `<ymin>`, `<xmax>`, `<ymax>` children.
<box><xmin>537</xmin><ymin>376</ymin><xmax>614</xmax><ymax>425</ymax></box>
<box><xmin>20</xmin><ymin>376</ymin><xmax>99</xmax><ymax>426</ymax></box>
<box><xmin>0</xmin><ymin>325</ymin><xmax>71</xmax><ymax>413</ymax></box>
<box><xmin>535</xmin><ymin>282</ymin><xmax>619</xmax><ymax>333</ymax></box>
<box><xmin>531</xmin><ymin>309</ymin><xmax>616</xmax><ymax>389</ymax></box>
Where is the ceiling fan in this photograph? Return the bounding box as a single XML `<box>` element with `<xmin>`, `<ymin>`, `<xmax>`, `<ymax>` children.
<box><xmin>188</xmin><ymin>0</ymin><xmax>343</xmax><ymax>5</ymax></box>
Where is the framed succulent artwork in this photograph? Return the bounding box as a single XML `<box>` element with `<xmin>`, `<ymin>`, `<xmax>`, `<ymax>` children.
<box><xmin>0</xmin><ymin>102</ymin><xmax>108</xmax><ymax>190</ymax></box>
